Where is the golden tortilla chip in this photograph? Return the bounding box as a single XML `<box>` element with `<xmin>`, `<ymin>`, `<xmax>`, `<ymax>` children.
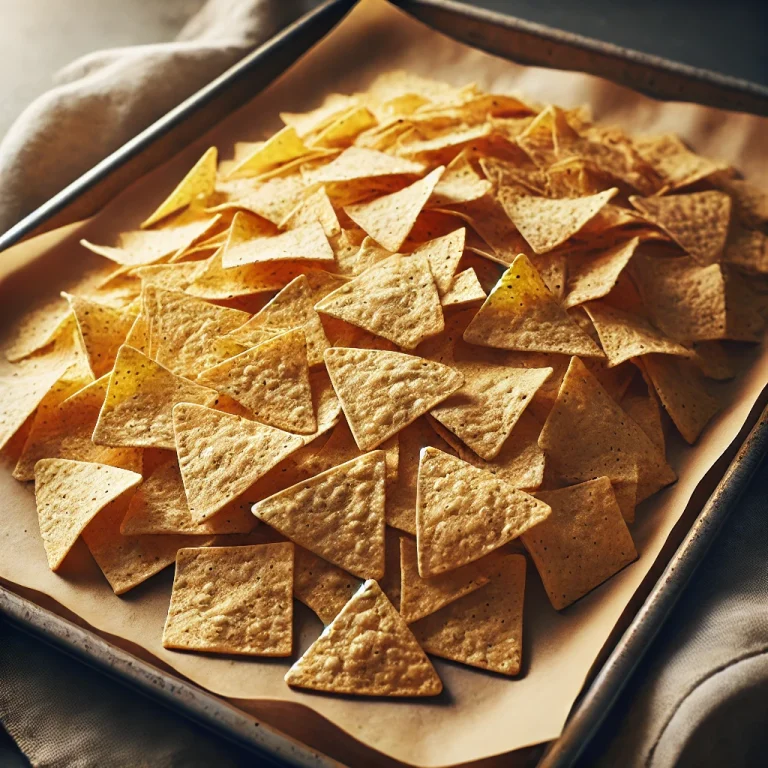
<box><xmin>714</xmin><ymin>176</ymin><xmax>768</xmax><ymax>228</ymax></box>
<box><xmin>431</xmin><ymin>362</ymin><xmax>551</xmax><ymax>460</ymax></box>
<box><xmin>285</xmin><ymin>579</ymin><xmax>442</xmax><ymax>696</ymax></box>
<box><xmin>583</xmin><ymin>302</ymin><xmax>690</xmax><ymax>367</ymax></box>
<box><xmin>344</xmin><ymin>167</ymin><xmax>444</xmax><ymax>251</ymax></box>
<box><xmin>620</xmin><ymin>384</ymin><xmax>665</xmax><ymax>455</ymax></box>
<box><xmin>440</xmin><ymin>269</ymin><xmax>486</xmax><ymax>308</ymax></box>
<box><xmin>14</xmin><ymin>376</ymin><xmax>142</xmax><ymax>481</ymax></box>
<box><xmin>222</xmin><ymin>221</ymin><xmax>334</xmax><ymax>268</ymax></box>
<box><xmin>500</xmin><ymin>188</ymin><xmax>617</xmax><ymax>254</ymax></box>
<box><xmin>523</xmin><ymin>477</ymin><xmax>637</xmax><ymax>610</ymax></box>
<box><xmin>211</xmin><ymin>176</ymin><xmax>306</xmax><ymax>224</ymax></box>
<box><xmin>314</xmin><ymin>105</ymin><xmax>377</xmax><ymax>146</ymax></box>
<box><xmin>279</xmin><ymin>186</ymin><xmax>341</xmax><ymax>238</ymax></box>
<box><xmin>633</xmin><ymin>134</ymin><xmax>727</xmax><ymax>189</ymax></box>
<box><xmin>411</xmin><ymin>554</ymin><xmax>525</xmax><ymax>675</ymax></box>
<box><xmin>4</xmin><ymin>299</ymin><xmax>72</xmax><ymax>362</ymax></box>
<box><xmin>531</xmin><ymin>252</ymin><xmax>568</xmax><ymax>301</ymax></box>
<box><xmin>351</xmin><ymin>236</ymin><xmax>393</xmax><ymax>274</ymax></box>
<box><xmin>299</xmin><ymin>369</ymin><xmax>343</xmax><ymax>446</ymax></box>
<box><xmin>252</xmin><ymin>452</ymin><xmax>386</xmax><ymax>579</ymax></box>
<box><xmin>315</xmin><ymin>253</ymin><xmax>444</xmax><ymax>350</ymax></box>
<box><xmin>416</xmin><ymin>447</ymin><xmax>551</xmax><ymax>576</ymax></box>
<box><xmin>34</xmin><ymin>458</ymin><xmax>142</xmax><ymax>570</ymax></box>
<box><xmin>131</xmin><ymin>261</ymin><xmax>205</xmax><ymax>291</ymax></box>
<box><xmin>162</xmin><ymin>542</ymin><xmax>294</xmax><ymax>654</ymax></box>
<box><xmin>397</xmin><ymin>124</ymin><xmax>491</xmax><ymax>160</ymax></box>
<box><xmin>411</xmin><ymin>228</ymin><xmax>466</xmax><ymax>295</ymax></box>
<box><xmin>141</xmin><ymin>147</ymin><xmax>217</xmax><ymax>228</ymax></box>
<box><xmin>724</xmin><ymin>227</ymin><xmax>768</xmax><ymax>275</ymax></box>
<box><xmin>687</xmin><ymin>341</ymin><xmax>736</xmax><ymax>381</ymax></box>
<box><xmin>305</xmin><ymin>146</ymin><xmax>424</xmax><ymax>183</ymax></box>
<box><xmin>463</xmin><ymin>254</ymin><xmax>604</xmax><ymax>357</ymax></box>
<box><xmin>173</xmin><ymin>403</ymin><xmax>303</xmax><ymax>523</ymax></box>
<box><xmin>324</xmin><ymin>347</ymin><xmax>463</xmax><ymax>451</ymax></box>
<box><xmin>399</xmin><ymin>537</ymin><xmax>489</xmax><ymax>623</ymax></box>
<box><xmin>429</xmin><ymin>150</ymin><xmax>492</xmax><ymax>206</ymax></box>
<box><xmin>641</xmin><ymin>356</ymin><xmax>720</xmax><ymax>444</ymax></box>
<box><xmin>228</xmin><ymin>126</ymin><xmax>309</xmax><ymax>179</ymax></box>
<box><xmin>92</xmin><ymin>345</ymin><xmax>219</xmax><ymax>450</ymax></box>
<box><xmin>198</xmin><ymin>328</ymin><xmax>316</xmax><ymax>434</ymax></box>
<box><xmin>630</xmin><ymin>191</ymin><xmax>731</xmax><ymax>265</ymax></box>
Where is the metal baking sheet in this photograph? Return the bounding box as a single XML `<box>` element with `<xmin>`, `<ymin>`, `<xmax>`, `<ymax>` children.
<box><xmin>2</xmin><ymin>1</ymin><xmax>767</xmax><ymax>766</ymax></box>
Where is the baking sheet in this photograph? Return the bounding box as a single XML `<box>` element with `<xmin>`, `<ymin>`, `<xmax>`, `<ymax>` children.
<box><xmin>1</xmin><ymin>1</ymin><xmax>767</xmax><ymax>766</ymax></box>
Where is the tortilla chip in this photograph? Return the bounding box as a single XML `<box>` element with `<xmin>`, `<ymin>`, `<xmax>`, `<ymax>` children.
<box><xmin>630</xmin><ymin>191</ymin><xmax>731</xmax><ymax>265</ymax></box>
<box><xmin>324</xmin><ymin>347</ymin><xmax>463</xmax><ymax>451</ymax></box>
<box><xmin>306</xmin><ymin>147</ymin><xmax>424</xmax><ymax>183</ymax></box>
<box><xmin>530</xmin><ymin>252</ymin><xmax>567</xmax><ymax>301</ymax></box>
<box><xmin>641</xmin><ymin>356</ymin><xmax>720</xmax><ymax>444</ymax></box>
<box><xmin>252</xmin><ymin>452</ymin><xmax>386</xmax><ymax>579</ymax></box>
<box><xmin>500</xmin><ymin>188</ymin><xmax>617</xmax><ymax>254</ymax></box>
<box><xmin>314</xmin><ymin>106</ymin><xmax>377</xmax><ymax>146</ymax></box>
<box><xmin>538</xmin><ymin>356</ymin><xmax>676</xmax><ymax>501</ymax></box>
<box><xmin>523</xmin><ymin>477</ymin><xmax>637</xmax><ymax>610</ymax></box>
<box><xmin>411</xmin><ymin>228</ymin><xmax>466</xmax><ymax>295</ymax></box>
<box><xmin>34</xmin><ymin>459</ymin><xmax>141</xmax><ymax>571</ymax></box>
<box><xmin>92</xmin><ymin>345</ymin><xmax>218</xmax><ymax>450</ymax></box>
<box><xmin>14</xmin><ymin>376</ymin><xmax>142</xmax><ymax>481</ymax></box>
<box><xmin>316</xmin><ymin>253</ymin><xmax>444</xmax><ymax>350</ymax></box>
<box><xmin>351</xmin><ymin>236</ymin><xmax>393</xmax><ymax>274</ymax></box>
<box><xmin>431</xmin><ymin>362</ymin><xmax>551</xmax><ymax>460</ymax></box>
<box><xmin>583</xmin><ymin>302</ymin><xmax>690</xmax><ymax>367</ymax></box>
<box><xmin>620</xmin><ymin>385</ymin><xmax>666</xmax><ymax>455</ymax></box>
<box><xmin>440</xmin><ymin>269</ymin><xmax>486</xmax><ymax>308</ymax></box>
<box><xmin>344</xmin><ymin>167</ymin><xmax>444</xmax><ymax>251</ymax></box>
<box><xmin>222</xmin><ymin>221</ymin><xmax>334</xmax><ymax>268</ymax></box>
<box><xmin>293</xmin><ymin>545</ymin><xmax>362</xmax><ymax>625</ymax></box>
<box><xmin>562</xmin><ymin>238</ymin><xmax>639</xmax><ymax>309</ymax></box>
<box><xmin>285</xmin><ymin>579</ymin><xmax>442</xmax><ymax>696</ymax></box>
<box><xmin>687</xmin><ymin>341</ymin><xmax>736</xmax><ymax>381</ymax></box>
<box><xmin>198</xmin><ymin>328</ymin><xmax>316</xmax><ymax>434</ymax></box>
<box><xmin>411</xmin><ymin>554</ymin><xmax>525</xmax><ymax>675</ymax></box>
<box><xmin>4</xmin><ymin>299</ymin><xmax>72</xmax><ymax>362</ymax></box>
<box><xmin>724</xmin><ymin>227</ymin><xmax>768</xmax><ymax>275</ymax></box>
<box><xmin>416</xmin><ymin>447</ymin><xmax>551</xmax><ymax>577</ymax></box>
<box><xmin>463</xmin><ymin>254</ymin><xmax>604</xmax><ymax>357</ymax></box>
<box><xmin>280</xmin><ymin>186</ymin><xmax>341</xmax><ymax>239</ymax></box>
<box><xmin>429</xmin><ymin>151</ymin><xmax>492</xmax><ymax>206</ymax></box>
<box><xmin>131</xmin><ymin>261</ymin><xmax>205</xmax><ymax>291</ymax></box>
<box><xmin>228</xmin><ymin>126</ymin><xmax>309</xmax><ymax>179</ymax></box>
<box><xmin>399</xmin><ymin>537</ymin><xmax>489</xmax><ymax>623</ymax></box>
<box><xmin>634</xmin><ymin>134</ymin><xmax>727</xmax><ymax>189</ymax></box>
<box><xmin>714</xmin><ymin>176</ymin><xmax>768</xmax><ymax>228</ymax></box>
<box><xmin>173</xmin><ymin>403</ymin><xmax>303</xmax><ymax>523</ymax></box>
<box><xmin>299</xmin><ymin>369</ymin><xmax>343</xmax><ymax>446</ymax></box>
<box><xmin>397</xmin><ymin>124</ymin><xmax>491</xmax><ymax>160</ymax></box>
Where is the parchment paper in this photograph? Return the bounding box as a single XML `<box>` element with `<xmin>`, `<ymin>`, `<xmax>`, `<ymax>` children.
<box><xmin>1</xmin><ymin>1</ymin><xmax>767</xmax><ymax>766</ymax></box>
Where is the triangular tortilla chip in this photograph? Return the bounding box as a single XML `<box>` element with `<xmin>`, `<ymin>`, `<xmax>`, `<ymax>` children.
<box><xmin>411</xmin><ymin>228</ymin><xmax>466</xmax><ymax>295</ymax></box>
<box><xmin>633</xmin><ymin>134</ymin><xmax>727</xmax><ymax>190</ymax></box>
<box><xmin>523</xmin><ymin>477</ymin><xmax>637</xmax><ymax>610</ymax></box>
<box><xmin>92</xmin><ymin>345</ymin><xmax>219</xmax><ymax>449</ymax></box>
<box><xmin>252</xmin><ymin>452</ymin><xmax>386</xmax><ymax>579</ymax></box>
<box><xmin>531</xmin><ymin>252</ymin><xmax>568</xmax><ymax>300</ymax></box>
<box><xmin>34</xmin><ymin>459</ymin><xmax>142</xmax><ymax>570</ymax></box>
<box><xmin>621</xmin><ymin>384</ymin><xmax>666</xmax><ymax>455</ymax></box>
<box><xmin>411</xmin><ymin>554</ymin><xmax>526</xmax><ymax>675</ymax></box>
<box><xmin>4</xmin><ymin>298</ymin><xmax>72</xmax><ymax>362</ymax></box>
<box><xmin>64</xmin><ymin>293</ymin><xmax>134</xmax><ymax>378</ymax></box>
<box><xmin>429</xmin><ymin>151</ymin><xmax>492</xmax><ymax>207</ymax></box>
<box><xmin>279</xmin><ymin>186</ymin><xmax>341</xmax><ymax>238</ymax></box>
<box><xmin>315</xmin><ymin>254</ymin><xmax>444</xmax><ymax>350</ymax></box>
<box><xmin>630</xmin><ymin>191</ymin><xmax>731</xmax><ymax>265</ymax></box>
<box><xmin>228</xmin><ymin>126</ymin><xmax>309</xmax><ymax>179</ymax></box>
<box><xmin>583</xmin><ymin>302</ymin><xmax>690</xmax><ymax>367</ymax></box>
<box><xmin>499</xmin><ymin>188</ymin><xmax>617</xmax><ymax>253</ymax></box>
<box><xmin>324</xmin><ymin>347</ymin><xmax>464</xmax><ymax>451</ymax></box>
<box><xmin>563</xmin><ymin>238</ymin><xmax>640</xmax><ymax>309</ymax></box>
<box><xmin>285</xmin><ymin>579</ymin><xmax>442</xmax><ymax>696</ymax></box>
<box><xmin>299</xmin><ymin>369</ymin><xmax>343</xmax><ymax>447</ymax></box>
<box><xmin>397</xmin><ymin>124</ymin><xmax>491</xmax><ymax>160</ymax></box>
<box><xmin>305</xmin><ymin>147</ymin><xmax>424</xmax><ymax>183</ymax></box>
<box><xmin>314</xmin><ymin>106</ymin><xmax>377</xmax><ymax>146</ymax></box>
<box><xmin>641</xmin><ymin>356</ymin><xmax>720</xmax><ymax>444</ymax></box>
<box><xmin>351</xmin><ymin>236</ymin><xmax>393</xmax><ymax>274</ymax></box>
<box><xmin>228</xmin><ymin>274</ymin><xmax>330</xmax><ymax>366</ymax></box>
<box><xmin>416</xmin><ymin>447</ymin><xmax>551</xmax><ymax>576</ymax></box>
<box><xmin>14</xmin><ymin>375</ymin><xmax>142</xmax><ymax>481</ymax></box>
<box><xmin>538</xmin><ymin>356</ymin><xmax>676</xmax><ymax>501</ymax></box>
<box><xmin>173</xmin><ymin>403</ymin><xmax>303</xmax><ymax>523</ymax></box>
<box><xmin>344</xmin><ymin>167</ymin><xmax>444</xmax><ymax>251</ymax></box>
<box><xmin>131</xmin><ymin>261</ymin><xmax>205</xmax><ymax>292</ymax></box>
<box><xmin>724</xmin><ymin>227</ymin><xmax>768</xmax><ymax>275</ymax></box>
<box><xmin>120</xmin><ymin>459</ymin><xmax>255</xmax><ymax>535</ymax></box>
<box><xmin>440</xmin><ymin>269</ymin><xmax>486</xmax><ymax>308</ymax></box>
<box><xmin>431</xmin><ymin>362</ymin><xmax>551</xmax><ymax>460</ymax></box>
<box><xmin>399</xmin><ymin>537</ymin><xmax>489</xmax><ymax>623</ymax></box>
<box><xmin>211</xmin><ymin>177</ymin><xmax>307</xmax><ymax>224</ymax></box>
<box><xmin>198</xmin><ymin>328</ymin><xmax>316</xmax><ymax>434</ymax></box>
<box><xmin>222</xmin><ymin>221</ymin><xmax>334</xmax><ymax>267</ymax></box>
<box><xmin>141</xmin><ymin>147</ymin><xmax>217</xmax><ymax>228</ymax></box>
<box><xmin>162</xmin><ymin>543</ymin><xmax>294</xmax><ymax>655</ymax></box>
<box><xmin>463</xmin><ymin>254</ymin><xmax>604</xmax><ymax>357</ymax></box>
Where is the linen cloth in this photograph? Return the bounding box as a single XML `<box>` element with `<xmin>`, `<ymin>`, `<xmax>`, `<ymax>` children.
<box><xmin>0</xmin><ymin>0</ymin><xmax>766</xmax><ymax>765</ymax></box>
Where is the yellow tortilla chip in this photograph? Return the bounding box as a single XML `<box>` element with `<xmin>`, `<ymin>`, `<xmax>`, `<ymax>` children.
<box><xmin>315</xmin><ymin>253</ymin><xmax>444</xmax><ymax>350</ymax></box>
<box><xmin>630</xmin><ymin>191</ymin><xmax>731</xmax><ymax>265</ymax></box>
<box><xmin>92</xmin><ymin>345</ymin><xmax>219</xmax><ymax>449</ymax></box>
<box><xmin>34</xmin><ymin>459</ymin><xmax>141</xmax><ymax>571</ymax></box>
<box><xmin>305</xmin><ymin>147</ymin><xmax>424</xmax><ymax>183</ymax></box>
<box><xmin>285</xmin><ymin>579</ymin><xmax>442</xmax><ymax>696</ymax></box>
<box><xmin>324</xmin><ymin>347</ymin><xmax>463</xmax><ymax>451</ymax></box>
<box><xmin>634</xmin><ymin>133</ymin><xmax>727</xmax><ymax>189</ymax></box>
<box><xmin>141</xmin><ymin>147</ymin><xmax>217</xmax><ymax>228</ymax></box>
<box><xmin>298</xmin><ymin>369</ymin><xmax>343</xmax><ymax>448</ymax></box>
<box><xmin>14</xmin><ymin>376</ymin><xmax>142</xmax><ymax>481</ymax></box>
<box><xmin>397</xmin><ymin>124</ymin><xmax>491</xmax><ymax>160</ymax></box>
<box><xmin>131</xmin><ymin>261</ymin><xmax>205</xmax><ymax>291</ymax></box>
<box><xmin>222</xmin><ymin>221</ymin><xmax>334</xmax><ymax>268</ymax></box>
<box><xmin>279</xmin><ymin>186</ymin><xmax>341</xmax><ymax>239</ymax></box>
<box><xmin>411</xmin><ymin>554</ymin><xmax>526</xmax><ymax>675</ymax></box>
<box><xmin>440</xmin><ymin>268</ymin><xmax>486</xmax><ymax>308</ymax></box>
<box><xmin>314</xmin><ymin>105</ymin><xmax>377</xmax><ymax>146</ymax></box>
<box><xmin>198</xmin><ymin>328</ymin><xmax>316</xmax><ymax>434</ymax></box>
<box><xmin>173</xmin><ymin>403</ymin><xmax>303</xmax><ymax>523</ymax></box>
<box><xmin>463</xmin><ymin>254</ymin><xmax>604</xmax><ymax>357</ymax></box>
<box><xmin>523</xmin><ymin>477</ymin><xmax>637</xmax><ymax>610</ymax></box>
<box><xmin>499</xmin><ymin>188</ymin><xmax>618</xmax><ymax>254</ymax></box>
<box><xmin>211</xmin><ymin>177</ymin><xmax>306</xmax><ymax>225</ymax></box>
<box><xmin>252</xmin><ymin>452</ymin><xmax>386</xmax><ymax>579</ymax></box>
<box><xmin>351</xmin><ymin>236</ymin><xmax>393</xmax><ymax>274</ymax></box>
<box><xmin>344</xmin><ymin>167</ymin><xmax>444</xmax><ymax>251</ymax></box>
<box><xmin>4</xmin><ymin>299</ymin><xmax>72</xmax><ymax>362</ymax></box>
<box><xmin>416</xmin><ymin>447</ymin><xmax>551</xmax><ymax>576</ymax></box>
<box><xmin>530</xmin><ymin>252</ymin><xmax>568</xmax><ymax>301</ymax></box>
<box><xmin>162</xmin><ymin>543</ymin><xmax>294</xmax><ymax>654</ymax></box>
<box><xmin>429</xmin><ymin>150</ymin><xmax>492</xmax><ymax>206</ymax></box>
<box><xmin>227</xmin><ymin>126</ymin><xmax>309</xmax><ymax>179</ymax></box>
<box><xmin>399</xmin><ymin>537</ymin><xmax>489</xmax><ymax>623</ymax></box>
<box><xmin>583</xmin><ymin>302</ymin><xmax>690</xmax><ymax>367</ymax></box>
<box><xmin>411</xmin><ymin>228</ymin><xmax>466</xmax><ymax>295</ymax></box>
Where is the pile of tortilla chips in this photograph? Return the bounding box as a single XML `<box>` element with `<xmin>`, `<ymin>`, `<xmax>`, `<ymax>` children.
<box><xmin>3</xmin><ymin>71</ymin><xmax>766</xmax><ymax>698</ymax></box>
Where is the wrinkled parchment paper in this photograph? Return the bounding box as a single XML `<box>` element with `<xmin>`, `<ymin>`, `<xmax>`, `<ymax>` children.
<box><xmin>1</xmin><ymin>1</ymin><xmax>767</xmax><ymax>765</ymax></box>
